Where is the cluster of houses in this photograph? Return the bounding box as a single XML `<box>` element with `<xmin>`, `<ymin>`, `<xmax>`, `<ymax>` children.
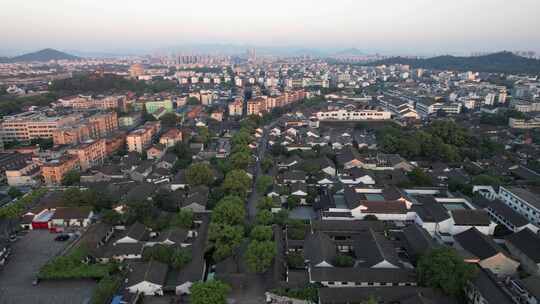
<box><xmin>246</xmin><ymin>116</ymin><xmax>540</xmax><ymax>304</ymax></box>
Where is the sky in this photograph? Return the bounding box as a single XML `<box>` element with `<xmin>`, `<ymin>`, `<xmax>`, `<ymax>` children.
<box><xmin>1</xmin><ymin>0</ymin><xmax>540</xmax><ymax>56</ymax></box>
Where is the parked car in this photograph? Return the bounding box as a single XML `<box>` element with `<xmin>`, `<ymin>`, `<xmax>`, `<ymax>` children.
<box><xmin>54</xmin><ymin>234</ymin><xmax>70</xmax><ymax>242</ymax></box>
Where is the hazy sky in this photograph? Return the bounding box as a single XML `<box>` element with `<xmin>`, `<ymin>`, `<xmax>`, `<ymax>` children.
<box><xmin>1</xmin><ymin>0</ymin><xmax>539</xmax><ymax>55</ymax></box>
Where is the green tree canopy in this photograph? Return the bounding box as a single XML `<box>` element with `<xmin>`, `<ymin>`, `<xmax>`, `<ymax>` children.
<box><xmin>186</xmin><ymin>162</ymin><xmax>214</xmax><ymax>186</ymax></box>
<box><xmin>222</xmin><ymin>170</ymin><xmax>251</xmax><ymax>198</ymax></box>
<box><xmin>171</xmin><ymin>209</ymin><xmax>193</xmax><ymax>228</ymax></box>
<box><xmin>250</xmin><ymin>225</ymin><xmax>273</xmax><ymax>241</ymax></box>
<box><xmin>417</xmin><ymin>247</ymin><xmax>476</xmax><ymax>298</ymax></box>
<box><xmin>256</xmin><ymin>175</ymin><xmax>273</xmax><ymax>194</ymax></box>
<box><xmin>7</xmin><ymin>187</ymin><xmax>23</xmax><ymax>198</ymax></box>
<box><xmin>159</xmin><ymin>113</ymin><xmax>179</xmax><ymax>127</ymax></box>
<box><xmin>62</xmin><ymin>170</ymin><xmax>80</xmax><ymax>186</ymax></box>
<box><xmin>212</xmin><ymin>196</ymin><xmax>245</xmax><ymax>225</ymax></box>
<box><xmin>190</xmin><ymin>280</ymin><xmax>231</xmax><ymax>304</ymax></box>
<box><xmin>245</xmin><ymin>240</ymin><xmax>277</xmax><ymax>273</ymax></box>
<box><xmin>230</xmin><ymin>151</ymin><xmax>252</xmax><ymax>170</ymax></box>
<box><xmin>208</xmin><ymin>223</ymin><xmax>244</xmax><ymax>261</ymax></box>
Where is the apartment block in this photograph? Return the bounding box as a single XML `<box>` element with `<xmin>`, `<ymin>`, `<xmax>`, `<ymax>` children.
<box><xmin>41</xmin><ymin>155</ymin><xmax>80</xmax><ymax>185</ymax></box>
<box><xmin>499</xmin><ymin>186</ymin><xmax>540</xmax><ymax>226</ymax></box>
<box><xmin>126</xmin><ymin>122</ymin><xmax>160</xmax><ymax>153</ymax></box>
<box><xmin>1</xmin><ymin>112</ymin><xmax>81</xmax><ymax>142</ymax></box>
<box><xmin>67</xmin><ymin>139</ymin><xmax>107</xmax><ymax>171</ymax></box>
<box><xmin>88</xmin><ymin>112</ymin><xmax>119</xmax><ymax>137</ymax></box>
<box><xmin>52</xmin><ymin>125</ymin><xmax>91</xmax><ymax>146</ymax></box>
<box><xmin>159</xmin><ymin>129</ymin><xmax>182</xmax><ymax>148</ymax></box>
<box><xmin>228</xmin><ymin>99</ymin><xmax>243</xmax><ymax>116</ymax></box>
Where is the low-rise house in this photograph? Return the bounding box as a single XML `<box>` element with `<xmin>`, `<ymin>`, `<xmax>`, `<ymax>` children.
<box><xmin>98</xmin><ymin>243</ymin><xmax>144</xmax><ymax>262</ymax></box>
<box><xmin>50</xmin><ymin>207</ymin><xmax>94</xmax><ymax>228</ymax></box>
<box><xmin>5</xmin><ymin>162</ymin><xmax>41</xmax><ymax>187</ymax></box>
<box><xmin>310</xmin><ymin>268</ymin><xmax>417</xmax><ymax>288</ymax></box>
<box><xmin>466</xmin><ymin>265</ymin><xmax>517</xmax><ymax>304</ymax></box>
<box><xmin>170</xmin><ymin>170</ymin><xmax>187</xmax><ymax>191</ymax></box>
<box><xmin>146</xmin><ymin>144</ymin><xmax>166</xmax><ymax>160</ymax></box>
<box><xmin>126</xmin><ymin>261</ymin><xmax>168</xmax><ymax>296</ymax></box>
<box><xmin>180</xmin><ymin>186</ymin><xmax>209</xmax><ymax>212</ymax></box>
<box><xmin>156</xmin><ymin>153</ymin><xmax>177</xmax><ymax>170</ymax></box>
<box><xmin>115</xmin><ymin>222</ymin><xmax>148</xmax><ymax>244</ymax></box>
<box><xmin>505</xmin><ymin>228</ymin><xmax>540</xmax><ymax>275</ymax></box>
<box><xmin>454</xmin><ymin>228</ymin><xmax>519</xmax><ymax>276</ymax></box>
<box><xmin>400</xmin><ymin>224</ymin><xmax>438</xmax><ymax>264</ymax></box>
<box><xmin>80</xmin><ymin>164</ymin><xmax>124</xmax><ymax>183</ymax></box>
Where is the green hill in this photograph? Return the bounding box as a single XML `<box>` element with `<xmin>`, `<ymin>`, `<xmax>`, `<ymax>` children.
<box><xmin>364</xmin><ymin>51</ymin><xmax>540</xmax><ymax>74</ymax></box>
<box><xmin>8</xmin><ymin>48</ymin><xmax>79</xmax><ymax>62</ymax></box>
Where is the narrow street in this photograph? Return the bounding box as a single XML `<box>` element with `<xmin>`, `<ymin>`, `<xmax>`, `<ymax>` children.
<box><xmin>246</xmin><ymin>119</ymin><xmax>279</xmax><ymax>223</ymax></box>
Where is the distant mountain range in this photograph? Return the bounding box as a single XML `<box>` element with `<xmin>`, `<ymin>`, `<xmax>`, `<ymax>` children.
<box><xmin>363</xmin><ymin>51</ymin><xmax>540</xmax><ymax>74</ymax></box>
<box><xmin>0</xmin><ymin>48</ymin><xmax>79</xmax><ymax>63</ymax></box>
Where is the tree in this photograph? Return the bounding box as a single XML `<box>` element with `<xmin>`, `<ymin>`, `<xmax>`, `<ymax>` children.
<box><xmin>61</xmin><ymin>188</ymin><xmax>85</xmax><ymax>206</ymax></box>
<box><xmin>231</xmin><ymin>130</ymin><xmax>252</xmax><ymax>148</ymax></box>
<box><xmin>197</xmin><ymin>126</ymin><xmax>211</xmax><ymax>144</ymax></box>
<box><xmin>256</xmin><ymin>210</ymin><xmax>274</xmax><ymax>225</ymax></box>
<box><xmin>361</xmin><ymin>296</ymin><xmax>378</xmax><ymax>304</ymax></box>
<box><xmin>287</xmin><ymin>196</ymin><xmax>301</xmax><ymax>209</ymax></box>
<box><xmin>62</xmin><ymin>170</ymin><xmax>80</xmax><ymax>186</ymax></box>
<box><xmin>186</xmin><ymin>97</ymin><xmax>200</xmax><ymax>105</ymax></box>
<box><xmin>101</xmin><ymin>209</ymin><xmax>122</xmax><ymax>225</ymax></box>
<box><xmin>417</xmin><ymin>248</ymin><xmax>476</xmax><ymax>298</ymax></box>
<box><xmin>245</xmin><ymin>240</ymin><xmax>276</xmax><ymax>273</ymax></box>
<box><xmin>250</xmin><ymin>225</ymin><xmax>273</xmax><ymax>241</ymax></box>
<box><xmin>171</xmin><ymin>209</ymin><xmax>193</xmax><ymax>228</ymax></box>
<box><xmin>334</xmin><ymin>255</ymin><xmax>355</xmax><ymax>267</ymax></box>
<box><xmin>256</xmin><ymin>175</ymin><xmax>273</xmax><ymax>194</ymax></box>
<box><xmin>257</xmin><ymin>196</ymin><xmax>274</xmax><ymax>211</ymax></box>
<box><xmin>190</xmin><ymin>280</ymin><xmax>230</xmax><ymax>304</ymax></box>
<box><xmin>261</xmin><ymin>157</ymin><xmax>273</xmax><ymax>173</ymax></box>
<box><xmin>208</xmin><ymin>223</ymin><xmax>244</xmax><ymax>261</ymax></box>
<box><xmin>363</xmin><ymin>214</ymin><xmax>379</xmax><ymax>221</ymax></box>
<box><xmin>186</xmin><ymin>163</ymin><xmax>214</xmax><ymax>186</ymax></box>
<box><xmin>159</xmin><ymin>113</ymin><xmax>179</xmax><ymax>127</ymax></box>
<box><xmin>222</xmin><ymin>170</ymin><xmax>251</xmax><ymax>198</ymax></box>
<box><xmin>286</xmin><ymin>252</ymin><xmax>305</xmax><ymax>268</ymax></box>
<box><xmin>7</xmin><ymin>187</ymin><xmax>23</xmax><ymax>199</ymax></box>
<box><xmin>170</xmin><ymin>247</ymin><xmax>192</xmax><ymax>269</ymax></box>
<box><xmin>212</xmin><ymin>196</ymin><xmax>245</xmax><ymax>225</ymax></box>
<box><xmin>230</xmin><ymin>151</ymin><xmax>252</xmax><ymax>170</ymax></box>
<box><xmin>407</xmin><ymin>168</ymin><xmax>434</xmax><ymax>187</ymax></box>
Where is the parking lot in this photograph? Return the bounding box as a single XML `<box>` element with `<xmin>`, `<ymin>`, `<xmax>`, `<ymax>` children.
<box><xmin>0</xmin><ymin>230</ymin><xmax>96</xmax><ymax>304</ymax></box>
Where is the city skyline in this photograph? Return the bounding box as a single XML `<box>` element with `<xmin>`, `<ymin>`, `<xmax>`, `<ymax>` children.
<box><xmin>1</xmin><ymin>0</ymin><xmax>540</xmax><ymax>56</ymax></box>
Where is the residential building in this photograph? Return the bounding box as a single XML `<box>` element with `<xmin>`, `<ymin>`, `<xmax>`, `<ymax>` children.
<box><xmin>145</xmin><ymin>100</ymin><xmax>173</xmax><ymax>114</ymax></box>
<box><xmin>499</xmin><ymin>186</ymin><xmax>540</xmax><ymax>226</ymax></box>
<box><xmin>5</xmin><ymin>162</ymin><xmax>40</xmax><ymax>187</ymax></box>
<box><xmin>41</xmin><ymin>155</ymin><xmax>80</xmax><ymax>184</ymax></box>
<box><xmin>159</xmin><ymin>129</ymin><xmax>182</xmax><ymax>148</ymax></box>
<box><xmin>505</xmin><ymin>228</ymin><xmax>540</xmax><ymax>275</ymax></box>
<box><xmin>127</xmin><ymin>124</ymin><xmax>157</xmax><ymax>153</ymax></box>
<box><xmin>315</xmin><ymin>108</ymin><xmax>392</xmax><ymax>121</ymax></box>
<box><xmin>229</xmin><ymin>99</ymin><xmax>244</xmax><ymax>116</ymax></box>
<box><xmin>509</xmin><ymin>117</ymin><xmax>540</xmax><ymax>129</ymax></box>
<box><xmin>415</xmin><ymin>99</ymin><xmax>462</xmax><ymax>116</ymax></box>
<box><xmin>1</xmin><ymin>112</ymin><xmax>81</xmax><ymax>142</ymax></box>
<box><xmin>67</xmin><ymin>139</ymin><xmax>107</xmax><ymax>171</ymax></box>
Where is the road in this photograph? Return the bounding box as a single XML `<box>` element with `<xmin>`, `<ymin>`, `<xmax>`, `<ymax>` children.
<box><xmin>246</xmin><ymin>119</ymin><xmax>280</xmax><ymax>223</ymax></box>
